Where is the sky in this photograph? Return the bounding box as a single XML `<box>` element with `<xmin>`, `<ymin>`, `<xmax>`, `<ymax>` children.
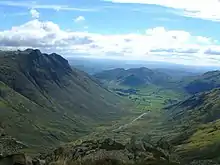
<box><xmin>0</xmin><ymin>0</ymin><xmax>220</xmax><ymax>66</ymax></box>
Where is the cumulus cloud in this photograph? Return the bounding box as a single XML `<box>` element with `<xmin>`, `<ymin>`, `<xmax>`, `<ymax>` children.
<box><xmin>0</xmin><ymin>20</ymin><xmax>93</xmax><ymax>48</ymax></box>
<box><xmin>74</xmin><ymin>16</ymin><xmax>85</xmax><ymax>23</ymax></box>
<box><xmin>103</xmin><ymin>0</ymin><xmax>220</xmax><ymax>21</ymax></box>
<box><xmin>30</xmin><ymin>9</ymin><xmax>40</xmax><ymax>19</ymax></box>
<box><xmin>0</xmin><ymin>20</ymin><xmax>220</xmax><ymax>66</ymax></box>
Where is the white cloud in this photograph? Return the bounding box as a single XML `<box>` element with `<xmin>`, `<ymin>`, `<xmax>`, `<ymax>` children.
<box><xmin>74</xmin><ymin>16</ymin><xmax>85</xmax><ymax>23</ymax></box>
<box><xmin>103</xmin><ymin>0</ymin><xmax>220</xmax><ymax>21</ymax></box>
<box><xmin>197</xmin><ymin>36</ymin><xmax>211</xmax><ymax>44</ymax></box>
<box><xmin>0</xmin><ymin>20</ymin><xmax>220</xmax><ymax>66</ymax></box>
<box><xmin>0</xmin><ymin>1</ymin><xmax>97</xmax><ymax>12</ymax></box>
<box><xmin>0</xmin><ymin>20</ymin><xmax>93</xmax><ymax>48</ymax></box>
<box><xmin>30</xmin><ymin>9</ymin><xmax>40</xmax><ymax>19</ymax></box>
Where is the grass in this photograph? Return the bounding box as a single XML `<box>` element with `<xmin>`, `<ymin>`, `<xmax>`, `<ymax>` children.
<box><xmin>177</xmin><ymin>119</ymin><xmax>220</xmax><ymax>151</ymax></box>
<box><xmin>172</xmin><ymin>120</ymin><xmax>220</xmax><ymax>162</ymax></box>
<box><xmin>109</xmin><ymin>84</ymin><xmax>186</xmax><ymax>112</ymax></box>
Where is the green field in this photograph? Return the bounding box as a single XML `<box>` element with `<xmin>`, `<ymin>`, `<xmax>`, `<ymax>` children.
<box><xmin>109</xmin><ymin>84</ymin><xmax>186</xmax><ymax>112</ymax></box>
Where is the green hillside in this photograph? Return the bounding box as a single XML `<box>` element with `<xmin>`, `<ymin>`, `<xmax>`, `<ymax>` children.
<box><xmin>0</xmin><ymin>49</ymin><xmax>129</xmax><ymax>154</ymax></box>
<box><xmin>164</xmin><ymin>88</ymin><xmax>220</xmax><ymax>162</ymax></box>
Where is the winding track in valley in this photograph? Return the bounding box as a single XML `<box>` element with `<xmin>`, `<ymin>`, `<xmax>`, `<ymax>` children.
<box><xmin>113</xmin><ymin>112</ymin><xmax>149</xmax><ymax>132</ymax></box>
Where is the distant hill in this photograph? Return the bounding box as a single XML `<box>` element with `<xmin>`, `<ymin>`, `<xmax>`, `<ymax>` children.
<box><xmin>181</xmin><ymin>70</ymin><xmax>220</xmax><ymax>94</ymax></box>
<box><xmin>0</xmin><ymin>49</ymin><xmax>126</xmax><ymax>154</ymax></box>
<box><xmin>155</xmin><ymin>68</ymin><xmax>201</xmax><ymax>80</ymax></box>
<box><xmin>164</xmin><ymin>88</ymin><xmax>220</xmax><ymax>162</ymax></box>
<box><xmin>95</xmin><ymin>68</ymin><xmax>220</xmax><ymax>95</ymax></box>
<box><xmin>94</xmin><ymin>67</ymin><xmax>171</xmax><ymax>87</ymax></box>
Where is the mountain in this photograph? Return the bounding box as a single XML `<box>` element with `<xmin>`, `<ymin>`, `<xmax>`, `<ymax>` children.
<box><xmin>154</xmin><ymin>68</ymin><xmax>201</xmax><ymax>80</ymax></box>
<box><xmin>182</xmin><ymin>71</ymin><xmax>220</xmax><ymax>94</ymax></box>
<box><xmin>0</xmin><ymin>49</ymin><xmax>127</xmax><ymax>154</ymax></box>
<box><xmin>164</xmin><ymin>88</ymin><xmax>220</xmax><ymax>162</ymax></box>
<box><xmin>94</xmin><ymin>67</ymin><xmax>171</xmax><ymax>87</ymax></box>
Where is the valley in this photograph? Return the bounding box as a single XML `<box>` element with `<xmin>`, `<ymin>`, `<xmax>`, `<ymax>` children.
<box><xmin>92</xmin><ymin>67</ymin><xmax>220</xmax><ymax>164</ymax></box>
<box><xmin>1</xmin><ymin>49</ymin><xmax>220</xmax><ymax>165</ymax></box>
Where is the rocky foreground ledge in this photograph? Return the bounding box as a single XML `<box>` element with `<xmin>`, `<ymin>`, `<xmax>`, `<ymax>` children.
<box><xmin>0</xmin><ymin>138</ymin><xmax>180</xmax><ymax>165</ymax></box>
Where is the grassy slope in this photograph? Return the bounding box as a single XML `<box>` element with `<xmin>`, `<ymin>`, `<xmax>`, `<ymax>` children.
<box><xmin>0</xmin><ymin>49</ymin><xmax>131</xmax><ymax>154</ymax></box>
<box><xmin>163</xmin><ymin>88</ymin><xmax>220</xmax><ymax>161</ymax></box>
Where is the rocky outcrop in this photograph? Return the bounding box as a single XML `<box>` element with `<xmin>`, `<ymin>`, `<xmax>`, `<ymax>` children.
<box><xmin>0</xmin><ymin>137</ymin><xmax>27</xmax><ymax>157</ymax></box>
<box><xmin>44</xmin><ymin>138</ymin><xmax>180</xmax><ymax>165</ymax></box>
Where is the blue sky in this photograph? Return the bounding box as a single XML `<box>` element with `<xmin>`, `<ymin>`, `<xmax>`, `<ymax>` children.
<box><xmin>0</xmin><ymin>0</ymin><xmax>220</xmax><ymax>66</ymax></box>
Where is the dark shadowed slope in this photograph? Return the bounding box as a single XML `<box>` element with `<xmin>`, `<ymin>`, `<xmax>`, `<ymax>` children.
<box><xmin>0</xmin><ymin>49</ymin><xmax>127</xmax><ymax>153</ymax></box>
<box><xmin>181</xmin><ymin>70</ymin><xmax>220</xmax><ymax>94</ymax></box>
